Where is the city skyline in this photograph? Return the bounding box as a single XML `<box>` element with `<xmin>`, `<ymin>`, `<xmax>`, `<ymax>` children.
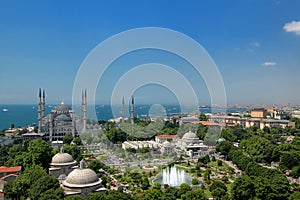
<box><xmin>0</xmin><ymin>1</ymin><xmax>300</xmax><ymax>105</ymax></box>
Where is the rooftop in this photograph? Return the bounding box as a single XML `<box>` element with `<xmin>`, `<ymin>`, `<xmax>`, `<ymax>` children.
<box><xmin>0</xmin><ymin>166</ymin><xmax>22</xmax><ymax>174</ymax></box>
<box><xmin>155</xmin><ymin>135</ymin><xmax>177</xmax><ymax>139</ymax></box>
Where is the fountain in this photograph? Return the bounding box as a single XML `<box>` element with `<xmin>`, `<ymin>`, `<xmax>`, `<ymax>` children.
<box><xmin>153</xmin><ymin>165</ymin><xmax>192</xmax><ymax>187</ymax></box>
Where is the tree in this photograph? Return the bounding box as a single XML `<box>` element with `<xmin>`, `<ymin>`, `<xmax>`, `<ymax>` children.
<box><xmin>291</xmin><ymin>166</ymin><xmax>300</xmax><ymax>178</ymax></box>
<box><xmin>211</xmin><ymin>187</ymin><xmax>226</xmax><ymax>200</ymax></box>
<box><xmin>192</xmin><ymin>178</ymin><xmax>199</xmax><ymax>185</ymax></box>
<box><xmin>10</xmin><ymin>123</ymin><xmax>15</xmax><ymax>129</ymax></box>
<box><xmin>0</xmin><ymin>144</ymin><xmax>11</xmax><ymax>165</ymax></box>
<box><xmin>140</xmin><ymin>147</ymin><xmax>150</xmax><ymax>154</ymax></box>
<box><xmin>221</xmin><ymin>175</ymin><xmax>228</xmax><ymax>183</ymax></box>
<box><xmin>19</xmin><ymin>139</ymin><xmax>53</xmax><ymax>169</ymax></box>
<box><xmin>199</xmin><ymin>113</ymin><xmax>208</xmax><ymax>121</ymax></box>
<box><xmin>164</xmin><ymin>187</ymin><xmax>179</xmax><ymax>199</ymax></box>
<box><xmin>39</xmin><ymin>188</ymin><xmax>65</xmax><ymax>200</ymax></box>
<box><xmin>152</xmin><ymin>182</ymin><xmax>161</xmax><ymax>190</ymax></box>
<box><xmin>144</xmin><ymin>189</ymin><xmax>163</xmax><ymax>200</ymax></box>
<box><xmin>65</xmin><ymin>195</ymin><xmax>82</xmax><ymax>200</ymax></box>
<box><xmin>64</xmin><ymin>144</ymin><xmax>83</xmax><ymax>162</ymax></box>
<box><xmin>3</xmin><ymin>181</ymin><xmax>16</xmax><ymax>199</ymax></box>
<box><xmin>217</xmin><ymin>159</ymin><xmax>222</xmax><ymax>166</ymax></box>
<box><xmin>88</xmin><ymin>159</ymin><xmax>106</xmax><ymax>174</ymax></box>
<box><xmin>73</xmin><ymin>137</ymin><xmax>83</xmax><ymax>145</ymax></box>
<box><xmin>232</xmin><ymin>175</ymin><xmax>255</xmax><ymax>200</ymax></box>
<box><xmin>141</xmin><ymin>177</ymin><xmax>150</xmax><ymax>190</ymax></box>
<box><xmin>85</xmin><ymin>192</ymin><xmax>106</xmax><ymax>200</ymax></box>
<box><xmin>178</xmin><ymin>183</ymin><xmax>192</xmax><ymax>197</ymax></box>
<box><xmin>279</xmin><ymin>151</ymin><xmax>300</xmax><ymax>170</ymax></box>
<box><xmin>209</xmin><ymin>181</ymin><xmax>227</xmax><ymax>193</ymax></box>
<box><xmin>29</xmin><ymin>174</ymin><xmax>62</xmax><ymax>200</ymax></box>
<box><xmin>220</xmin><ymin>127</ymin><xmax>237</xmax><ymax>142</ymax></box>
<box><xmin>10</xmin><ymin>165</ymin><xmax>52</xmax><ymax>199</ymax></box>
<box><xmin>254</xmin><ymin>174</ymin><xmax>290</xmax><ymax>200</ymax></box>
<box><xmin>289</xmin><ymin>191</ymin><xmax>300</xmax><ymax>200</ymax></box>
<box><xmin>242</xmin><ymin>136</ymin><xmax>275</xmax><ymax>163</ymax></box>
<box><xmin>183</xmin><ymin>189</ymin><xmax>206</xmax><ymax>200</ymax></box>
<box><xmin>211</xmin><ymin>156</ymin><xmax>216</xmax><ymax>161</ymax></box>
<box><xmin>63</xmin><ymin>132</ymin><xmax>74</xmax><ymax>145</ymax></box>
<box><xmin>216</xmin><ymin>141</ymin><xmax>233</xmax><ymax>156</ymax></box>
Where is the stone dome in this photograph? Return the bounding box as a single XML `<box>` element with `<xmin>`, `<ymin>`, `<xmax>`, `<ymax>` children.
<box><xmin>182</xmin><ymin>131</ymin><xmax>200</xmax><ymax>145</ymax></box>
<box><xmin>182</xmin><ymin>131</ymin><xmax>198</xmax><ymax>139</ymax></box>
<box><xmin>51</xmin><ymin>147</ymin><xmax>76</xmax><ymax>165</ymax></box>
<box><xmin>63</xmin><ymin>160</ymin><xmax>101</xmax><ymax>188</ymax></box>
<box><xmin>52</xmin><ymin>153</ymin><xmax>74</xmax><ymax>164</ymax></box>
<box><xmin>54</xmin><ymin>101</ymin><xmax>71</xmax><ymax>112</ymax></box>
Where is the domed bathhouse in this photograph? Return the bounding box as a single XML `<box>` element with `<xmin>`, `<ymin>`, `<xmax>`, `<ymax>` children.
<box><xmin>49</xmin><ymin>147</ymin><xmax>77</xmax><ymax>178</ymax></box>
<box><xmin>61</xmin><ymin>160</ymin><xmax>106</xmax><ymax>197</ymax></box>
<box><xmin>178</xmin><ymin>131</ymin><xmax>216</xmax><ymax>157</ymax></box>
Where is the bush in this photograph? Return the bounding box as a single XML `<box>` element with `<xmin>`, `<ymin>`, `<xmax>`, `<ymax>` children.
<box><xmin>217</xmin><ymin>160</ymin><xmax>222</xmax><ymax>166</ymax></box>
<box><xmin>192</xmin><ymin>178</ymin><xmax>199</xmax><ymax>185</ymax></box>
<box><xmin>221</xmin><ymin>175</ymin><xmax>229</xmax><ymax>182</ymax></box>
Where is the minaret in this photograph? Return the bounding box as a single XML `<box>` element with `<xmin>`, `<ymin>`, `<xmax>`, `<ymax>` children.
<box><xmin>42</xmin><ymin>89</ymin><xmax>45</xmax><ymax>118</ymax></box>
<box><xmin>131</xmin><ymin>96</ymin><xmax>134</xmax><ymax>125</ymax></box>
<box><xmin>38</xmin><ymin>88</ymin><xmax>42</xmax><ymax>133</ymax></box>
<box><xmin>82</xmin><ymin>89</ymin><xmax>87</xmax><ymax>132</ymax></box>
<box><xmin>122</xmin><ymin>96</ymin><xmax>125</xmax><ymax>122</ymax></box>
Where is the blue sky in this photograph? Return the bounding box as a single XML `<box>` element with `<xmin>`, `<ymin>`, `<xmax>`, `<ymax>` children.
<box><xmin>0</xmin><ymin>0</ymin><xmax>300</xmax><ymax>105</ymax></box>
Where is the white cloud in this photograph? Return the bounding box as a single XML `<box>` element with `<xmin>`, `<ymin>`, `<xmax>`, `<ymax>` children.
<box><xmin>262</xmin><ymin>62</ymin><xmax>277</xmax><ymax>67</ymax></box>
<box><xmin>283</xmin><ymin>21</ymin><xmax>300</xmax><ymax>35</ymax></box>
<box><xmin>251</xmin><ymin>42</ymin><xmax>260</xmax><ymax>48</ymax></box>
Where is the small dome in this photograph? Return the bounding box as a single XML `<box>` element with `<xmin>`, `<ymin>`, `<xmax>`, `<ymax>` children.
<box><xmin>182</xmin><ymin>131</ymin><xmax>198</xmax><ymax>139</ymax></box>
<box><xmin>63</xmin><ymin>160</ymin><xmax>101</xmax><ymax>188</ymax></box>
<box><xmin>51</xmin><ymin>153</ymin><xmax>74</xmax><ymax>164</ymax></box>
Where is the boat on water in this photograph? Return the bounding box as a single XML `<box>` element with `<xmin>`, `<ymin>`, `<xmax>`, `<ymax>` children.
<box><xmin>2</xmin><ymin>108</ymin><xmax>8</xmax><ymax>112</ymax></box>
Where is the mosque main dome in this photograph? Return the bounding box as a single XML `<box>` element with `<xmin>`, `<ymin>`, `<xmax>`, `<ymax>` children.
<box><xmin>54</xmin><ymin>101</ymin><xmax>72</xmax><ymax>112</ymax></box>
<box><xmin>182</xmin><ymin>131</ymin><xmax>200</xmax><ymax>145</ymax></box>
<box><xmin>182</xmin><ymin>131</ymin><xmax>198</xmax><ymax>140</ymax></box>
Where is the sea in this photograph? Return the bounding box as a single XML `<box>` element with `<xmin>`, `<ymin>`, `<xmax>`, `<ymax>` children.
<box><xmin>0</xmin><ymin>104</ymin><xmax>239</xmax><ymax>130</ymax></box>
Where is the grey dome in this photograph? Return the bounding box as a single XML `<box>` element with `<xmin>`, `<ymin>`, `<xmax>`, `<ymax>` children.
<box><xmin>51</xmin><ymin>153</ymin><xmax>74</xmax><ymax>164</ymax></box>
<box><xmin>55</xmin><ymin>114</ymin><xmax>71</xmax><ymax>121</ymax></box>
<box><xmin>54</xmin><ymin>102</ymin><xmax>71</xmax><ymax>112</ymax></box>
<box><xmin>182</xmin><ymin>131</ymin><xmax>198</xmax><ymax>139</ymax></box>
<box><xmin>63</xmin><ymin>168</ymin><xmax>101</xmax><ymax>188</ymax></box>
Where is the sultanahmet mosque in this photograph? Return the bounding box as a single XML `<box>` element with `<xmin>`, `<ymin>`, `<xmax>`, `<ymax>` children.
<box><xmin>37</xmin><ymin>88</ymin><xmax>87</xmax><ymax>141</ymax></box>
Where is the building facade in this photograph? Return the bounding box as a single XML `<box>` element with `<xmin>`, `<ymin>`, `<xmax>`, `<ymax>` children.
<box><xmin>38</xmin><ymin>88</ymin><xmax>87</xmax><ymax>141</ymax></box>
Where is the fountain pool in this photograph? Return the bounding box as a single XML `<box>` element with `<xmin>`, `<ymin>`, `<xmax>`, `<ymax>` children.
<box><xmin>153</xmin><ymin>165</ymin><xmax>192</xmax><ymax>187</ymax></box>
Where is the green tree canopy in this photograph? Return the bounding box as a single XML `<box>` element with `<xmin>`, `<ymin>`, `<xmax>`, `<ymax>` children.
<box><xmin>63</xmin><ymin>132</ymin><xmax>74</xmax><ymax>145</ymax></box>
<box><xmin>232</xmin><ymin>175</ymin><xmax>256</xmax><ymax>200</ymax></box>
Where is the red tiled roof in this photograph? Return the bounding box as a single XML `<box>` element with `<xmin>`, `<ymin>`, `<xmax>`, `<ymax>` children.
<box><xmin>155</xmin><ymin>135</ymin><xmax>177</xmax><ymax>139</ymax></box>
<box><xmin>200</xmin><ymin>121</ymin><xmax>219</xmax><ymax>126</ymax></box>
<box><xmin>1</xmin><ymin>173</ymin><xmax>18</xmax><ymax>180</ymax></box>
<box><xmin>0</xmin><ymin>166</ymin><xmax>22</xmax><ymax>173</ymax></box>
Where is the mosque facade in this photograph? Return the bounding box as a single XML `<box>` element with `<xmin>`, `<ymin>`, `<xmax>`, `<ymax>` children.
<box><xmin>37</xmin><ymin>88</ymin><xmax>87</xmax><ymax>141</ymax></box>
